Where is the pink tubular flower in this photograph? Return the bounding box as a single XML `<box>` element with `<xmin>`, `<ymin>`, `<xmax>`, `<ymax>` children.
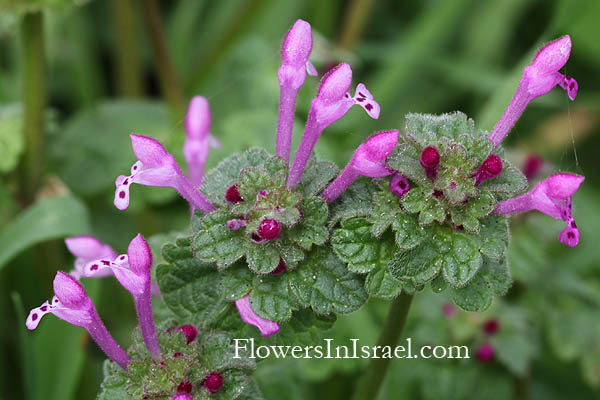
<box><xmin>83</xmin><ymin>234</ymin><xmax>162</xmax><ymax>358</ymax></box>
<box><xmin>114</xmin><ymin>134</ymin><xmax>215</xmax><ymax>213</ymax></box>
<box><xmin>184</xmin><ymin>96</ymin><xmax>220</xmax><ymax>189</ymax></box>
<box><xmin>287</xmin><ymin>63</ymin><xmax>380</xmax><ymax>188</ymax></box>
<box><xmin>321</xmin><ymin>130</ymin><xmax>398</xmax><ymax>203</ymax></box>
<box><xmin>488</xmin><ymin>36</ymin><xmax>577</xmax><ymax>148</ymax></box>
<box><xmin>26</xmin><ymin>271</ymin><xmax>130</xmax><ymax>370</ymax></box>
<box><xmin>276</xmin><ymin>19</ymin><xmax>317</xmax><ymax>166</ymax></box>
<box><xmin>171</xmin><ymin>394</ymin><xmax>193</xmax><ymax>400</ymax></box>
<box><xmin>493</xmin><ymin>173</ymin><xmax>584</xmax><ymax>246</ymax></box>
<box><xmin>65</xmin><ymin>236</ymin><xmax>116</xmax><ymax>280</ymax></box>
<box><xmin>234</xmin><ymin>295</ymin><xmax>279</xmax><ymax>337</ymax></box>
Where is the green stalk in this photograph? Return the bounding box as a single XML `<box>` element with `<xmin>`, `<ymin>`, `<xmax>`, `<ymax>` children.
<box><xmin>20</xmin><ymin>12</ymin><xmax>47</xmax><ymax>205</ymax></box>
<box><xmin>142</xmin><ymin>0</ymin><xmax>186</xmax><ymax>116</ymax></box>
<box><xmin>337</xmin><ymin>0</ymin><xmax>376</xmax><ymax>51</ymax></box>
<box><xmin>112</xmin><ymin>0</ymin><xmax>144</xmax><ymax>97</ymax></box>
<box><xmin>351</xmin><ymin>293</ymin><xmax>414</xmax><ymax>400</ymax></box>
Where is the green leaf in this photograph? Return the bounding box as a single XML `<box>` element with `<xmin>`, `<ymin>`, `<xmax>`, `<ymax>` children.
<box><xmin>288</xmin><ymin>197</ymin><xmax>329</xmax><ymax>250</ymax></box>
<box><xmin>249</xmin><ymin>274</ymin><xmax>298</xmax><ymax>322</ymax></box>
<box><xmin>436</xmin><ymin>143</ymin><xmax>477</xmax><ymax>204</ymax></box>
<box><xmin>386</xmin><ymin>143</ymin><xmax>428</xmax><ymax>185</ymax></box>
<box><xmin>246</xmin><ymin>241</ymin><xmax>280</xmax><ymax>274</ymax></box>
<box><xmin>440</xmin><ymin>230</ymin><xmax>483</xmax><ymax>287</ymax></box>
<box><xmin>480</xmin><ymin>160</ymin><xmax>527</xmax><ymax>194</ymax></box>
<box><xmin>238</xmin><ymin>167</ymin><xmax>273</xmax><ymax>203</ymax></box>
<box><xmin>449</xmin><ymin>274</ymin><xmax>492</xmax><ymax>311</ymax></box>
<box><xmin>367</xmin><ymin>186</ymin><xmax>401</xmax><ymax>237</ymax></box>
<box><xmin>263</xmin><ymin>156</ymin><xmax>287</xmax><ymax>187</ymax></box>
<box><xmin>479</xmin><ymin>215</ymin><xmax>509</xmax><ymax>262</ymax></box>
<box><xmin>218</xmin><ymin>263</ymin><xmax>255</xmax><ymax>301</ymax></box>
<box><xmin>202</xmin><ymin>148</ymin><xmax>271</xmax><ymax>206</ymax></box>
<box><xmin>331</xmin><ymin>218</ymin><xmax>395</xmax><ymax>274</ymax></box>
<box><xmin>192</xmin><ymin>209</ymin><xmax>247</xmax><ymax>268</ymax></box>
<box><xmin>449</xmin><ymin>190</ymin><xmax>496</xmax><ymax>232</ymax></box>
<box><xmin>329</xmin><ymin>178</ymin><xmax>377</xmax><ymax>228</ymax></box>
<box><xmin>296</xmin><ymin>156</ymin><xmax>339</xmax><ymax>197</ymax></box>
<box><xmin>0</xmin><ymin>104</ymin><xmax>23</xmax><ymax>173</ymax></box>
<box><xmin>401</xmin><ymin>187</ymin><xmax>446</xmax><ymax>225</ymax></box>
<box><xmin>392</xmin><ymin>213</ymin><xmax>426</xmax><ymax>250</ymax></box>
<box><xmin>365</xmin><ymin>266</ymin><xmax>402</xmax><ymax>299</ymax></box>
<box><xmin>0</xmin><ymin>196</ymin><xmax>90</xmax><ymax>271</ymax></box>
<box><xmin>198</xmin><ymin>332</ymin><xmax>256</xmax><ymax>372</ymax></box>
<box><xmin>389</xmin><ymin>242</ymin><xmax>441</xmax><ymax>285</ymax></box>
<box><xmin>157</xmin><ymin>243</ymin><xmax>229</xmax><ymax>327</ymax></box>
<box><xmin>288</xmin><ymin>247</ymin><xmax>368</xmax><ymax>315</ymax></box>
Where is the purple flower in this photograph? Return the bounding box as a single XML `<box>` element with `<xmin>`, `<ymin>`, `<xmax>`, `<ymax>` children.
<box><xmin>184</xmin><ymin>96</ymin><xmax>220</xmax><ymax>189</ymax></box>
<box><xmin>321</xmin><ymin>130</ymin><xmax>398</xmax><ymax>203</ymax></box>
<box><xmin>493</xmin><ymin>173</ymin><xmax>584</xmax><ymax>246</ymax></box>
<box><xmin>114</xmin><ymin>134</ymin><xmax>215</xmax><ymax>213</ymax></box>
<box><xmin>287</xmin><ymin>63</ymin><xmax>380</xmax><ymax>188</ymax></box>
<box><xmin>65</xmin><ymin>236</ymin><xmax>116</xmax><ymax>280</ymax></box>
<box><xmin>83</xmin><ymin>234</ymin><xmax>162</xmax><ymax>358</ymax></box>
<box><xmin>389</xmin><ymin>174</ymin><xmax>411</xmax><ymax>198</ymax></box>
<box><xmin>488</xmin><ymin>36</ymin><xmax>577</xmax><ymax>147</ymax></box>
<box><xmin>476</xmin><ymin>343</ymin><xmax>495</xmax><ymax>363</ymax></box>
<box><xmin>26</xmin><ymin>271</ymin><xmax>130</xmax><ymax>370</ymax></box>
<box><xmin>473</xmin><ymin>154</ymin><xmax>503</xmax><ymax>185</ymax></box>
<box><xmin>234</xmin><ymin>295</ymin><xmax>279</xmax><ymax>337</ymax></box>
<box><xmin>171</xmin><ymin>394</ymin><xmax>193</xmax><ymax>400</ymax></box>
<box><xmin>276</xmin><ymin>19</ymin><xmax>317</xmax><ymax>166</ymax></box>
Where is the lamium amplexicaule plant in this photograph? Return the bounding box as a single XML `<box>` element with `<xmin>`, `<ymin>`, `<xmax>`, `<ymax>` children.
<box><xmin>26</xmin><ymin>20</ymin><xmax>583</xmax><ymax>400</ymax></box>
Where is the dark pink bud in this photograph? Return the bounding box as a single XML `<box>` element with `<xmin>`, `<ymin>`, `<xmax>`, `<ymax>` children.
<box><xmin>474</xmin><ymin>155</ymin><xmax>503</xmax><ymax>185</ymax></box>
<box><xmin>167</xmin><ymin>324</ymin><xmax>199</xmax><ymax>344</ymax></box>
<box><xmin>476</xmin><ymin>343</ymin><xmax>495</xmax><ymax>363</ymax></box>
<box><xmin>258</xmin><ymin>219</ymin><xmax>282</xmax><ymax>240</ymax></box>
<box><xmin>271</xmin><ymin>259</ymin><xmax>287</xmax><ymax>275</ymax></box>
<box><xmin>202</xmin><ymin>371</ymin><xmax>224</xmax><ymax>394</ymax></box>
<box><xmin>389</xmin><ymin>174</ymin><xmax>411</xmax><ymax>197</ymax></box>
<box><xmin>483</xmin><ymin>319</ymin><xmax>499</xmax><ymax>335</ymax></box>
<box><xmin>523</xmin><ymin>154</ymin><xmax>543</xmax><ymax>181</ymax></box>
<box><xmin>442</xmin><ymin>302</ymin><xmax>456</xmax><ymax>317</ymax></box>
<box><xmin>225</xmin><ymin>185</ymin><xmax>243</xmax><ymax>203</ymax></box>
<box><xmin>177</xmin><ymin>381</ymin><xmax>193</xmax><ymax>394</ymax></box>
<box><xmin>420</xmin><ymin>146</ymin><xmax>440</xmax><ymax>179</ymax></box>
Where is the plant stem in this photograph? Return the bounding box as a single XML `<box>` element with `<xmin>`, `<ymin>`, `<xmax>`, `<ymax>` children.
<box><xmin>141</xmin><ymin>0</ymin><xmax>186</xmax><ymax>116</ymax></box>
<box><xmin>338</xmin><ymin>0</ymin><xmax>376</xmax><ymax>51</ymax></box>
<box><xmin>112</xmin><ymin>0</ymin><xmax>144</xmax><ymax>98</ymax></box>
<box><xmin>351</xmin><ymin>293</ymin><xmax>414</xmax><ymax>400</ymax></box>
<box><xmin>20</xmin><ymin>12</ymin><xmax>47</xmax><ymax>205</ymax></box>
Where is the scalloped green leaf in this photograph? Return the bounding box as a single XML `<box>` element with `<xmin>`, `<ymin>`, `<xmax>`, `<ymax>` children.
<box><xmin>219</xmin><ymin>263</ymin><xmax>255</xmax><ymax>301</ymax></box>
<box><xmin>480</xmin><ymin>160</ymin><xmax>528</xmax><ymax>194</ymax></box>
<box><xmin>297</xmin><ymin>156</ymin><xmax>339</xmax><ymax>197</ymax></box>
<box><xmin>288</xmin><ymin>247</ymin><xmax>367</xmax><ymax>315</ymax></box>
<box><xmin>479</xmin><ymin>215</ymin><xmax>509</xmax><ymax>262</ymax></box>
<box><xmin>449</xmin><ymin>274</ymin><xmax>492</xmax><ymax>311</ymax></box>
<box><xmin>246</xmin><ymin>241</ymin><xmax>281</xmax><ymax>274</ymax></box>
<box><xmin>192</xmin><ymin>209</ymin><xmax>248</xmax><ymax>268</ymax></box>
<box><xmin>288</xmin><ymin>197</ymin><xmax>329</xmax><ymax>250</ymax></box>
<box><xmin>331</xmin><ymin>218</ymin><xmax>395</xmax><ymax>274</ymax></box>
<box><xmin>385</xmin><ymin>143</ymin><xmax>428</xmax><ymax>185</ymax></box>
<box><xmin>392</xmin><ymin>213</ymin><xmax>426</xmax><ymax>250</ymax></box>
<box><xmin>440</xmin><ymin>230</ymin><xmax>483</xmax><ymax>287</ymax></box>
<box><xmin>368</xmin><ymin>187</ymin><xmax>401</xmax><ymax>237</ymax></box>
<box><xmin>239</xmin><ymin>167</ymin><xmax>272</xmax><ymax>202</ymax></box>
<box><xmin>401</xmin><ymin>187</ymin><xmax>446</xmax><ymax>225</ymax></box>
<box><xmin>436</xmin><ymin>143</ymin><xmax>477</xmax><ymax>204</ymax></box>
<box><xmin>329</xmin><ymin>178</ymin><xmax>377</xmax><ymax>228</ymax></box>
<box><xmin>202</xmin><ymin>148</ymin><xmax>271</xmax><ymax>206</ymax></box>
<box><xmin>249</xmin><ymin>274</ymin><xmax>298</xmax><ymax>322</ymax></box>
<box><xmin>449</xmin><ymin>190</ymin><xmax>496</xmax><ymax>232</ymax></box>
<box><xmin>365</xmin><ymin>266</ymin><xmax>402</xmax><ymax>299</ymax></box>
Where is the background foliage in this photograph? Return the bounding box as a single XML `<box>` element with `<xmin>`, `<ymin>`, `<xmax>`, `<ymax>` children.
<box><xmin>1</xmin><ymin>0</ymin><xmax>599</xmax><ymax>399</ymax></box>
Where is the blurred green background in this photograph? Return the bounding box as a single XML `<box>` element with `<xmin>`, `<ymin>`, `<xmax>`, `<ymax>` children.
<box><xmin>1</xmin><ymin>0</ymin><xmax>599</xmax><ymax>399</ymax></box>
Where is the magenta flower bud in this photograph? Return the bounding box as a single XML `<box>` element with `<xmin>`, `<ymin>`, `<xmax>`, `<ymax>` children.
<box><xmin>171</xmin><ymin>394</ymin><xmax>193</xmax><ymax>400</ymax></box>
<box><xmin>27</xmin><ymin>272</ymin><xmax>130</xmax><ymax>370</ymax></box>
<box><xmin>225</xmin><ymin>184</ymin><xmax>243</xmax><ymax>203</ymax></box>
<box><xmin>83</xmin><ymin>234</ymin><xmax>161</xmax><ymax>359</ymax></box>
<box><xmin>226</xmin><ymin>219</ymin><xmax>247</xmax><ymax>230</ymax></box>
<box><xmin>202</xmin><ymin>371</ymin><xmax>224</xmax><ymax>394</ymax></box>
<box><xmin>271</xmin><ymin>259</ymin><xmax>287</xmax><ymax>275</ymax></box>
<box><xmin>474</xmin><ymin>154</ymin><xmax>503</xmax><ymax>185</ymax></box>
<box><xmin>276</xmin><ymin>20</ymin><xmax>316</xmax><ymax>166</ymax></box>
<box><xmin>235</xmin><ymin>295</ymin><xmax>280</xmax><ymax>337</ymax></box>
<box><xmin>65</xmin><ymin>236</ymin><xmax>116</xmax><ymax>280</ymax></box>
<box><xmin>476</xmin><ymin>343</ymin><xmax>495</xmax><ymax>363</ymax></box>
<box><xmin>184</xmin><ymin>96</ymin><xmax>220</xmax><ymax>189</ymax></box>
<box><xmin>419</xmin><ymin>146</ymin><xmax>440</xmax><ymax>179</ymax></box>
<box><xmin>177</xmin><ymin>381</ymin><xmax>193</xmax><ymax>394</ymax></box>
<box><xmin>258</xmin><ymin>219</ymin><xmax>282</xmax><ymax>240</ymax></box>
<box><xmin>494</xmin><ymin>173</ymin><xmax>584</xmax><ymax>247</ymax></box>
<box><xmin>287</xmin><ymin>63</ymin><xmax>380</xmax><ymax>188</ymax></box>
<box><xmin>523</xmin><ymin>153</ymin><xmax>543</xmax><ymax>181</ymax></box>
<box><xmin>321</xmin><ymin>130</ymin><xmax>398</xmax><ymax>203</ymax></box>
<box><xmin>483</xmin><ymin>319</ymin><xmax>499</xmax><ymax>335</ymax></box>
<box><xmin>167</xmin><ymin>324</ymin><xmax>199</xmax><ymax>344</ymax></box>
<box><xmin>442</xmin><ymin>302</ymin><xmax>456</xmax><ymax>317</ymax></box>
<box><xmin>488</xmin><ymin>36</ymin><xmax>578</xmax><ymax>148</ymax></box>
<box><xmin>389</xmin><ymin>174</ymin><xmax>411</xmax><ymax>198</ymax></box>
<box><xmin>114</xmin><ymin>134</ymin><xmax>215</xmax><ymax>213</ymax></box>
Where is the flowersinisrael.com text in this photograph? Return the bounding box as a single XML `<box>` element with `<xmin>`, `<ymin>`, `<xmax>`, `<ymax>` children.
<box><xmin>233</xmin><ymin>338</ymin><xmax>469</xmax><ymax>360</ymax></box>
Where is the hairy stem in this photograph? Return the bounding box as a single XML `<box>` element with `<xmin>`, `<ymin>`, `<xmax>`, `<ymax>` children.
<box><xmin>20</xmin><ymin>12</ymin><xmax>47</xmax><ymax>204</ymax></box>
<box><xmin>351</xmin><ymin>293</ymin><xmax>414</xmax><ymax>400</ymax></box>
<box><xmin>112</xmin><ymin>0</ymin><xmax>144</xmax><ymax>97</ymax></box>
<box><xmin>142</xmin><ymin>0</ymin><xmax>186</xmax><ymax>116</ymax></box>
